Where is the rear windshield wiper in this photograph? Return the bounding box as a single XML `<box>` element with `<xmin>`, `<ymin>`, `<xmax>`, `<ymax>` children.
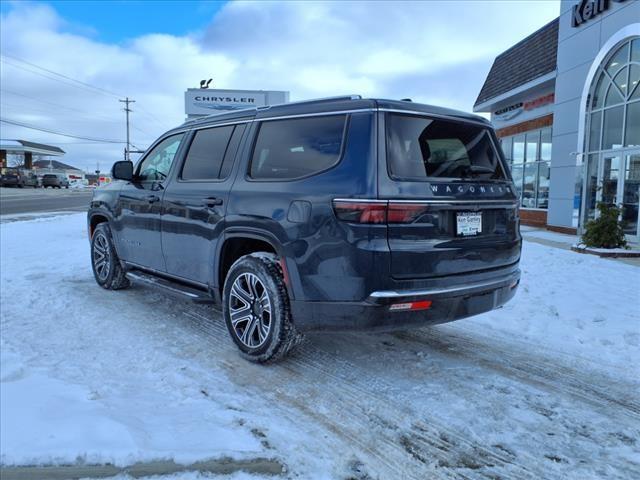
<box><xmin>468</xmin><ymin>165</ymin><xmax>495</xmax><ymax>174</ymax></box>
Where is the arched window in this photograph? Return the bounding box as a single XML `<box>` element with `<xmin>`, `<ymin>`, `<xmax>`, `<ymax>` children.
<box><xmin>586</xmin><ymin>37</ymin><xmax>640</xmax><ymax>153</ymax></box>
<box><xmin>582</xmin><ymin>37</ymin><xmax>640</xmax><ymax>239</ymax></box>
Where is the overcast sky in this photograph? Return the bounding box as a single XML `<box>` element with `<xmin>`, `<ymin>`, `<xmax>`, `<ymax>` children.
<box><xmin>0</xmin><ymin>0</ymin><xmax>560</xmax><ymax>171</ymax></box>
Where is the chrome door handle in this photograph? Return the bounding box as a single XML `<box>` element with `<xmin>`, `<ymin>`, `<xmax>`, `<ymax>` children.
<box><xmin>145</xmin><ymin>194</ymin><xmax>160</xmax><ymax>203</ymax></box>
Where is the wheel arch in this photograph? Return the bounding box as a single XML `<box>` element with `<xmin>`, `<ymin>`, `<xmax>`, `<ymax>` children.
<box><xmin>87</xmin><ymin>207</ymin><xmax>116</xmax><ymax>242</ymax></box>
<box><xmin>216</xmin><ymin>229</ymin><xmax>295</xmax><ymax>301</ymax></box>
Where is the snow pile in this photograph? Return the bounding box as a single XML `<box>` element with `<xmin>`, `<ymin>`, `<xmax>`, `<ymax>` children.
<box><xmin>0</xmin><ymin>215</ymin><xmax>264</xmax><ymax>468</ymax></box>
<box><xmin>468</xmin><ymin>240</ymin><xmax>640</xmax><ymax>371</ymax></box>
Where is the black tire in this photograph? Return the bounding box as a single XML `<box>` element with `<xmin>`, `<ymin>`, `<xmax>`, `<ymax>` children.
<box><xmin>90</xmin><ymin>223</ymin><xmax>130</xmax><ymax>290</ymax></box>
<box><xmin>223</xmin><ymin>252</ymin><xmax>302</xmax><ymax>363</ymax></box>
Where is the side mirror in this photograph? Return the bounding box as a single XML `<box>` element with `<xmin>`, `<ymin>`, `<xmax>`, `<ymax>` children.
<box><xmin>112</xmin><ymin>161</ymin><xmax>134</xmax><ymax>181</ymax></box>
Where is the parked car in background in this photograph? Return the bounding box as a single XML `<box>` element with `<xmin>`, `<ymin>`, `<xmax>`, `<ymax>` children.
<box><xmin>88</xmin><ymin>96</ymin><xmax>521</xmax><ymax>362</ymax></box>
<box><xmin>42</xmin><ymin>173</ymin><xmax>70</xmax><ymax>188</ymax></box>
<box><xmin>0</xmin><ymin>168</ymin><xmax>39</xmax><ymax>188</ymax></box>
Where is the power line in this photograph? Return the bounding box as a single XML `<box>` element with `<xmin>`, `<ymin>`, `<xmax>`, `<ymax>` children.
<box><xmin>0</xmin><ymin>101</ymin><xmax>121</xmax><ymax>124</ymax></box>
<box><xmin>136</xmin><ymin>104</ymin><xmax>172</xmax><ymax>130</ymax></box>
<box><xmin>1</xmin><ymin>53</ymin><xmax>122</xmax><ymax>98</ymax></box>
<box><xmin>1</xmin><ymin>53</ymin><xmax>171</xmax><ymax>133</ymax></box>
<box><xmin>0</xmin><ymin>117</ymin><xmax>125</xmax><ymax>143</ymax></box>
<box><xmin>1</xmin><ymin>88</ymin><xmax>158</xmax><ymax>138</ymax></box>
<box><xmin>0</xmin><ymin>88</ymin><xmax>121</xmax><ymax>121</ymax></box>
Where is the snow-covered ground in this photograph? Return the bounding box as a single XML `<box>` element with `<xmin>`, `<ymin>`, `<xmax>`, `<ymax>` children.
<box><xmin>1</xmin><ymin>213</ymin><xmax>639</xmax><ymax>479</ymax></box>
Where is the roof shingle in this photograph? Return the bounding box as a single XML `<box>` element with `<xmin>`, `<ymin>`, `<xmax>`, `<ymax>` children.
<box><xmin>474</xmin><ymin>18</ymin><xmax>559</xmax><ymax>108</ymax></box>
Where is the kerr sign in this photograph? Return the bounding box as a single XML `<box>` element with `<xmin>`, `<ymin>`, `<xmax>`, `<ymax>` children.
<box><xmin>571</xmin><ymin>0</ymin><xmax>629</xmax><ymax>28</ymax></box>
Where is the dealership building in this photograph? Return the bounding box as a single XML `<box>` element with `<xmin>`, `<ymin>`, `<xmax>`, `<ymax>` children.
<box><xmin>474</xmin><ymin>0</ymin><xmax>639</xmax><ymax>241</ymax></box>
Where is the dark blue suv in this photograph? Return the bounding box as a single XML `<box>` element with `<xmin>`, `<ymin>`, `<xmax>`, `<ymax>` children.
<box><xmin>88</xmin><ymin>96</ymin><xmax>521</xmax><ymax>362</ymax></box>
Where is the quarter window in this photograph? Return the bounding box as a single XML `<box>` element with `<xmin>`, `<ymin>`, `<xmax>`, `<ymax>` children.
<box><xmin>137</xmin><ymin>133</ymin><xmax>184</xmax><ymax>182</ymax></box>
<box><xmin>250</xmin><ymin>115</ymin><xmax>347</xmax><ymax>180</ymax></box>
<box><xmin>181</xmin><ymin>126</ymin><xmax>234</xmax><ymax>180</ymax></box>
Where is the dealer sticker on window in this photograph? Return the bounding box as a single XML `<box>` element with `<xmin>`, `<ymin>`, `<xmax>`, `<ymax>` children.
<box><xmin>456</xmin><ymin>212</ymin><xmax>482</xmax><ymax>236</ymax></box>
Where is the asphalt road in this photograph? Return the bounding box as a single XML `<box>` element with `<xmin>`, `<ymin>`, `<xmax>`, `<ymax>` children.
<box><xmin>0</xmin><ymin>187</ymin><xmax>93</xmax><ymax>215</ymax></box>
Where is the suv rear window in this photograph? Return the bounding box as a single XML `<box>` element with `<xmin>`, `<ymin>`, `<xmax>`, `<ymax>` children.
<box><xmin>386</xmin><ymin>113</ymin><xmax>505</xmax><ymax>180</ymax></box>
<box><xmin>250</xmin><ymin>115</ymin><xmax>346</xmax><ymax>180</ymax></box>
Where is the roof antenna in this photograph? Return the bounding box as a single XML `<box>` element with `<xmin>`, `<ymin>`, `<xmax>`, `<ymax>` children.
<box><xmin>400</xmin><ymin>98</ymin><xmax>412</xmax><ymax>102</ymax></box>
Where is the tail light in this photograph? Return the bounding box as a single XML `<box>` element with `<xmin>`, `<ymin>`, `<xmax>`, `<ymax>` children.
<box><xmin>332</xmin><ymin>200</ymin><xmax>387</xmax><ymax>224</ymax></box>
<box><xmin>333</xmin><ymin>199</ymin><xmax>431</xmax><ymax>224</ymax></box>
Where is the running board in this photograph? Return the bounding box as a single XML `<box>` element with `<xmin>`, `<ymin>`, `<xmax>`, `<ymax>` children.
<box><xmin>125</xmin><ymin>271</ymin><xmax>216</xmax><ymax>304</ymax></box>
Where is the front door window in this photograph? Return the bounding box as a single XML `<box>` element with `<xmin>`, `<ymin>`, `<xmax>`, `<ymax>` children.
<box><xmin>136</xmin><ymin>133</ymin><xmax>184</xmax><ymax>182</ymax></box>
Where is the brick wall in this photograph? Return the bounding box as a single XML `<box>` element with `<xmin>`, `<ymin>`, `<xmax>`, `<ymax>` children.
<box><xmin>520</xmin><ymin>208</ymin><xmax>547</xmax><ymax>228</ymax></box>
<box><xmin>496</xmin><ymin>114</ymin><xmax>553</xmax><ymax>138</ymax></box>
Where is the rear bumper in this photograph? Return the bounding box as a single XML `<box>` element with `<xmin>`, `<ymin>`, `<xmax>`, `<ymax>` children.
<box><xmin>291</xmin><ymin>268</ymin><xmax>520</xmax><ymax>332</ymax></box>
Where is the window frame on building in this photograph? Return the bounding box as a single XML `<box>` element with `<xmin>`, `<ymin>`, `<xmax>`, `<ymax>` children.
<box><xmin>581</xmin><ymin>36</ymin><xmax>640</xmax><ymax>239</ymax></box>
<box><xmin>499</xmin><ymin>126</ymin><xmax>552</xmax><ymax>209</ymax></box>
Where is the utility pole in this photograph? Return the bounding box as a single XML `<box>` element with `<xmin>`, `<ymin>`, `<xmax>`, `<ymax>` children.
<box><xmin>119</xmin><ymin>97</ymin><xmax>135</xmax><ymax>161</ymax></box>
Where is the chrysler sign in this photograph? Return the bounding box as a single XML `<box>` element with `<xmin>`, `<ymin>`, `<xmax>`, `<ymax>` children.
<box><xmin>185</xmin><ymin>89</ymin><xmax>267</xmax><ymax>116</ymax></box>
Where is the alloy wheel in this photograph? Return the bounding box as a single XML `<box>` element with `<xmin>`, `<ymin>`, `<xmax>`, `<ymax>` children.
<box><xmin>228</xmin><ymin>272</ymin><xmax>272</xmax><ymax>348</ymax></box>
<box><xmin>92</xmin><ymin>232</ymin><xmax>111</xmax><ymax>282</ymax></box>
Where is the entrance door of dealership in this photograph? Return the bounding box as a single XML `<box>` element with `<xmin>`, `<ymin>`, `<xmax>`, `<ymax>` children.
<box><xmin>586</xmin><ymin>150</ymin><xmax>640</xmax><ymax>242</ymax></box>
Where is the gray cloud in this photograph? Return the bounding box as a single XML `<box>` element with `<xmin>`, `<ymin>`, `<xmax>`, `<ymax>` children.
<box><xmin>1</xmin><ymin>1</ymin><xmax>559</xmax><ymax>171</ymax></box>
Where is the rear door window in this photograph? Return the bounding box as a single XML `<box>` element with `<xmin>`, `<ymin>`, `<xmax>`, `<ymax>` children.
<box><xmin>386</xmin><ymin>113</ymin><xmax>505</xmax><ymax>180</ymax></box>
<box><xmin>181</xmin><ymin>125</ymin><xmax>235</xmax><ymax>180</ymax></box>
<box><xmin>250</xmin><ymin>115</ymin><xmax>347</xmax><ymax>180</ymax></box>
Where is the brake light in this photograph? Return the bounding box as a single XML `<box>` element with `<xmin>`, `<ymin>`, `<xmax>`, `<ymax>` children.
<box><xmin>332</xmin><ymin>200</ymin><xmax>431</xmax><ymax>224</ymax></box>
<box><xmin>332</xmin><ymin>200</ymin><xmax>387</xmax><ymax>224</ymax></box>
<box><xmin>389</xmin><ymin>300</ymin><xmax>432</xmax><ymax>312</ymax></box>
<box><xmin>387</xmin><ymin>203</ymin><xmax>430</xmax><ymax>223</ymax></box>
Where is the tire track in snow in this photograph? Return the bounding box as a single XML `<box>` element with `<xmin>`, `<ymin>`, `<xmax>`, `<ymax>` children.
<box><xmin>394</xmin><ymin>328</ymin><xmax>640</xmax><ymax>420</ymax></box>
<box><xmin>181</xmin><ymin>308</ymin><xmax>423</xmax><ymax>480</ymax></box>
<box><xmin>181</xmin><ymin>306</ymin><xmax>546</xmax><ymax>480</ymax></box>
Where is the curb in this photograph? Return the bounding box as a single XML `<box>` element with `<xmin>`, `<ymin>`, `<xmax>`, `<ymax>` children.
<box><xmin>0</xmin><ymin>457</ymin><xmax>285</xmax><ymax>480</ymax></box>
<box><xmin>570</xmin><ymin>246</ymin><xmax>640</xmax><ymax>258</ymax></box>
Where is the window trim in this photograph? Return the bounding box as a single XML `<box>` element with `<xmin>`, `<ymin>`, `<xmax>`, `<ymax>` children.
<box><xmin>177</xmin><ymin>124</ymin><xmax>236</xmax><ymax>183</ymax></box>
<box><xmin>246</xmin><ymin>114</ymin><xmax>350</xmax><ymax>183</ymax></box>
<box><xmin>384</xmin><ymin>112</ymin><xmax>510</xmax><ymax>183</ymax></box>
<box><xmin>499</xmin><ymin>126</ymin><xmax>553</xmax><ymax>209</ymax></box>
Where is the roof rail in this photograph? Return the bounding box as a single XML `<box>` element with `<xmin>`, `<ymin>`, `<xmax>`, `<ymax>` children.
<box><xmin>183</xmin><ymin>106</ymin><xmax>258</xmax><ymax>124</ymax></box>
<box><xmin>281</xmin><ymin>95</ymin><xmax>362</xmax><ymax>107</ymax></box>
<box><xmin>254</xmin><ymin>95</ymin><xmax>362</xmax><ymax>113</ymax></box>
<box><xmin>182</xmin><ymin>95</ymin><xmax>362</xmax><ymax>125</ymax></box>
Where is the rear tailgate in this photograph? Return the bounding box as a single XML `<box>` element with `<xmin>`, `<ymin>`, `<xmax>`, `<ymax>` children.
<box><xmin>379</xmin><ymin>111</ymin><xmax>521</xmax><ymax>279</ymax></box>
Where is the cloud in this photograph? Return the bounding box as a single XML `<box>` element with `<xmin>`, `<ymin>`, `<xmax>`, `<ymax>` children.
<box><xmin>0</xmin><ymin>0</ymin><xmax>559</xmax><ymax>171</ymax></box>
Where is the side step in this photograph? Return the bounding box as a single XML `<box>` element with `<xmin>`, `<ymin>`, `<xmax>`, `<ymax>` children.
<box><xmin>125</xmin><ymin>270</ymin><xmax>216</xmax><ymax>304</ymax></box>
